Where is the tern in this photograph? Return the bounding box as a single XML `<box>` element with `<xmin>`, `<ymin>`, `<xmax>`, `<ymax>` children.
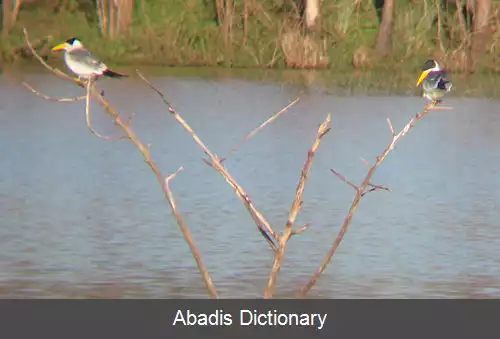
<box><xmin>52</xmin><ymin>37</ymin><xmax>128</xmax><ymax>81</ymax></box>
<box><xmin>416</xmin><ymin>59</ymin><xmax>452</xmax><ymax>107</ymax></box>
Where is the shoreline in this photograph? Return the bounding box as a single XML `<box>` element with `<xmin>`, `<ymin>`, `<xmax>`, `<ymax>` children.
<box><xmin>3</xmin><ymin>60</ymin><xmax>500</xmax><ymax>99</ymax></box>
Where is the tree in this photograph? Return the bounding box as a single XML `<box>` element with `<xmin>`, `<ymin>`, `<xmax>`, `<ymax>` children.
<box><xmin>2</xmin><ymin>0</ymin><xmax>13</xmax><ymax>34</ymax></box>
<box><xmin>96</xmin><ymin>0</ymin><xmax>134</xmax><ymax>39</ymax></box>
<box><xmin>375</xmin><ymin>0</ymin><xmax>395</xmax><ymax>56</ymax></box>
<box><xmin>2</xmin><ymin>0</ymin><xmax>21</xmax><ymax>35</ymax></box>
<box><xmin>471</xmin><ymin>0</ymin><xmax>491</xmax><ymax>58</ymax></box>
<box><xmin>304</xmin><ymin>0</ymin><xmax>320</xmax><ymax>31</ymax></box>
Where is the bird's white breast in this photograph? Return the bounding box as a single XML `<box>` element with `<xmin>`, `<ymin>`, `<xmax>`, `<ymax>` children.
<box><xmin>64</xmin><ymin>52</ymin><xmax>105</xmax><ymax>77</ymax></box>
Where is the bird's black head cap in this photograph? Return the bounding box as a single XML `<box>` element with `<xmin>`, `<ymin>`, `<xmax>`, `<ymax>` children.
<box><xmin>65</xmin><ymin>37</ymin><xmax>80</xmax><ymax>45</ymax></box>
<box><xmin>422</xmin><ymin>59</ymin><xmax>438</xmax><ymax>71</ymax></box>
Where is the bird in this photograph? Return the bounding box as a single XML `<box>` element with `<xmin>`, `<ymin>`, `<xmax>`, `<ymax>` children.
<box><xmin>416</xmin><ymin>59</ymin><xmax>452</xmax><ymax>107</ymax></box>
<box><xmin>51</xmin><ymin>37</ymin><xmax>128</xmax><ymax>81</ymax></box>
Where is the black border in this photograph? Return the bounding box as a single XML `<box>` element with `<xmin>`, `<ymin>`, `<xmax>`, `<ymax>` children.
<box><xmin>0</xmin><ymin>300</ymin><xmax>498</xmax><ymax>339</ymax></box>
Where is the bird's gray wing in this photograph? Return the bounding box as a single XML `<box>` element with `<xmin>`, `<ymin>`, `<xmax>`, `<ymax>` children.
<box><xmin>69</xmin><ymin>48</ymin><xmax>106</xmax><ymax>69</ymax></box>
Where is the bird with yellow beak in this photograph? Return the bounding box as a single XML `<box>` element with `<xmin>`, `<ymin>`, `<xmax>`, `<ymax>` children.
<box><xmin>416</xmin><ymin>59</ymin><xmax>452</xmax><ymax>108</ymax></box>
<box><xmin>52</xmin><ymin>37</ymin><xmax>128</xmax><ymax>81</ymax></box>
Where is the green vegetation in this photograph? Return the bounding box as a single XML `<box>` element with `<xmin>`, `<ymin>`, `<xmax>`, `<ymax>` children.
<box><xmin>1</xmin><ymin>1</ymin><xmax>500</xmax><ymax>79</ymax></box>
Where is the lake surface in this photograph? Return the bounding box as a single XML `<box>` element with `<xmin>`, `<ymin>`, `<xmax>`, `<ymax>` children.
<box><xmin>1</xmin><ymin>70</ymin><xmax>500</xmax><ymax>298</ymax></box>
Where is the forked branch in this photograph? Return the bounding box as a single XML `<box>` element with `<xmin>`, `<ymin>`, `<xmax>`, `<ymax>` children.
<box><xmin>264</xmin><ymin>114</ymin><xmax>332</xmax><ymax>299</ymax></box>
<box><xmin>22</xmin><ymin>29</ymin><xmax>218</xmax><ymax>299</ymax></box>
<box><xmin>299</xmin><ymin>108</ymin><xmax>447</xmax><ymax>297</ymax></box>
<box><xmin>136</xmin><ymin>70</ymin><xmax>281</xmax><ymax>251</ymax></box>
<box><xmin>84</xmin><ymin>77</ymin><xmax>128</xmax><ymax>141</ymax></box>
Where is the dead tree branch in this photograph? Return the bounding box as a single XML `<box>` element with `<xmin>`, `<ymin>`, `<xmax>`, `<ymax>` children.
<box><xmin>23</xmin><ymin>28</ymin><xmax>218</xmax><ymax>299</ymax></box>
<box><xmin>136</xmin><ymin>70</ymin><xmax>279</xmax><ymax>251</ymax></box>
<box><xmin>219</xmin><ymin>97</ymin><xmax>301</xmax><ymax>163</ymax></box>
<box><xmin>22</xmin><ymin>82</ymin><xmax>86</xmax><ymax>102</ymax></box>
<box><xmin>298</xmin><ymin>108</ymin><xmax>448</xmax><ymax>297</ymax></box>
<box><xmin>165</xmin><ymin>166</ymin><xmax>217</xmax><ymax>296</ymax></box>
<box><xmin>264</xmin><ymin>114</ymin><xmax>332</xmax><ymax>299</ymax></box>
<box><xmin>85</xmin><ymin>77</ymin><xmax>127</xmax><ymax>141</ymax></box>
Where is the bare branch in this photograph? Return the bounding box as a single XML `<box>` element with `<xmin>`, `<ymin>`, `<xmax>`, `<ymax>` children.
<box><xmin>386</xmin><ymin>118</ymin><xmax>395</xmax><ymax>136</ymax></box>
<box><xmin>364</xmin><ymin>183</ymin><xmax>392</xmax><ymax>195</ymax></box>
<box><xmin>22</xmin><ymin>82</ymin><xmax>86</xmax><ymax>102</ymax></box>
<box><xmin>219</xmin><ymin>97</ymin><xmax>301</xmax><ymax>163</ymax></box>
<box><xmin>264</xmin><ymin>114</ymin><xmax>332</xmax><ymax>299</ymax></box>
<box><xmin>135</xmin><ymin>70</ymin><xmax>176</xmax><ymax>109</ymax></box>
<box><xmin>165</xmin><ymin>167</ymin><xmax>218</xmax><ymax>298</ymax></box>
<box><xmin>24</xmin><ymin>29</ymin><xmax>218</xmax><ymax>299</ymax></box>
<box><xmin>299</xmin><ymin>105</ymin><xmax>449</xmax><ymax>297</ymax></box>
<box><xmin>360</xmin><ymin>157</ymin><xmax>371</xmax><ymax>168</ymax></box>
<box><xmin>136</xmin><ymin>70</ymin><xmax>279</xmax><ymax>251</ymax></box>
<box><xmin>291</xmin><ymin>224</ymin><xmax>310</xmax><ymax>236</ymax></box>
<box><xmin>330</xmin><ymin>169</ymin><xmax>360</xmax><ymax>192</ymax></box>
<box><xmin>85</xmin><ymin>77</ymin><xmax>127</xmax><ymax>141</ymax></box>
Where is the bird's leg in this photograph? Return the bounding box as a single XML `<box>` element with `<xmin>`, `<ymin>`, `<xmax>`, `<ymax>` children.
<box><xmin>74</xmin><ymin>76</ymin><xmax>88</xmax><ymax>88</ymax></box>
<box><xmin>424</xmin><ymin>98</ymin><xmax>435</xmax><ymax>111</ymax></box>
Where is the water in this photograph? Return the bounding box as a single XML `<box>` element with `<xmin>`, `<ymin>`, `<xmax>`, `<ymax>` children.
<box><xmin>1</xmin><ymin>70</ymin><xmax>500</xmax><ymax>298</ymax></box>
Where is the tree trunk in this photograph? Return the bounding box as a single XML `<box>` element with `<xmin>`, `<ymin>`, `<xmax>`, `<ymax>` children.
<box><xmin>472</xmin><ymin>0</ymin><xmax>491</xmax><ymax>56</ymax></box>
<box><xmin>223</xmin><ymin>0</ymin><xmax>232</xmax><ymax>53</ymax></box>
<box><xmin>375</xmin><ymin>0</ymin><xmax>395</xmax><ymax>56</ymax></box>
<box><xmin>304</xmin><ymin>0</ymin><xmax>320</xmax><ymax>31</ymax></box>
<box><xmin>96</xmin><ymin>0</ymin><xmax>108</xmax><ymax>37</ymax></box>
<box><xmin>109</xmin><ymin>0</ymin><xmax>117</xmax><ymax>39</ymax></box>
<box><xmin>116</xmin><ymin>0</ymin><xmax>133</xmax><ymax>36</ymax></box>
<box><xmin>215</xmin><ymin>0</ymin><xmax>224</xmax><ymax>26</ymax></box>
<box><xmin>2</xmin><ymin>0</ymin><xmax>13</xmax><ymax>34</ymax></box>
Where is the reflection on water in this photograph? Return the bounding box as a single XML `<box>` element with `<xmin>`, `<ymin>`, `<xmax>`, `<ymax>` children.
<box><xmin>1</xmin><ymin>71</ymin><xmax>500</xmax><ymax>298</ymax></box>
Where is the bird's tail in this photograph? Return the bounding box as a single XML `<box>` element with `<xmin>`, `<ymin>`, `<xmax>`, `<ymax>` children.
<box><xmin>103</xmin><ymin>69</ymin><xmax>128</xmax><ymax>78</ymax></box>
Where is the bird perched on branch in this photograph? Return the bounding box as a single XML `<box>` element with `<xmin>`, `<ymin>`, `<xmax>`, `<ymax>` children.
<box><xmin>52</xmin><ymin>38</ymin><xmax>128</xmax><ymax>81</ymax></box>
<box><xmin>416</xmin><ymin>59</ymin><xmax>452</xmax><ymax>108</ymax></box>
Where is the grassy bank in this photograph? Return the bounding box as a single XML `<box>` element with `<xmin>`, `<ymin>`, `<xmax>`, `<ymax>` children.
<box><xmin>6</xmin><ymin>58</ymin><xmax>500</xmax><ymax>99</ymax></box>
<box><xmin>2</xmin><ymin>1</ymin><xmax>500</xmax><ymax>76</ymax></box>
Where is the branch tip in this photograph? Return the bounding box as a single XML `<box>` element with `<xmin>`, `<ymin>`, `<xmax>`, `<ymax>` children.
<box><xmin>386</xmin><ymin>118</ymin><xmax>395</xmax><ymax>136</ymax></box>
<box><xmin>22</xmin><ymin>82</ymin><xmax>86</xmax><ymax>102</ymax></box>
<box><xmin>166</xmin><ymin>166</ymin><xmax>184</xmax><ymax>184</ymax></box>
<box><xmin>292</xmin><ymin>224</ymin><xmax>310</xmax><ymax>236</ymax></box>
<box><xmin>360</xmin><ymin>157</ymin><xmax>371</xmax><ymax>168</ymax></box>
<box><xmin>330</xmin><ymin>169</ymin><xmax>360</xmax><ymax>192</ymax></box>
<box><xmin>220</xmin><ymin>96</ymin><xmax>300</xmax><ymax>163</ymax></box>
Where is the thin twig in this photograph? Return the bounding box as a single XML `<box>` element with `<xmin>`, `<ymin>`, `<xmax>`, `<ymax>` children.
<box><xmin>330</xmin><ymin>169</ymin><xmax>360</xmax><ymax>192</ymax></box>
<box><xmin>135</xmin><ymin>69</ymin><xmax>279</xmax><ymax>251</ymax></box>
<box><xmin>386</xmin><ymin>118</ymin><xmax>395</xmax><ymax>136</ymax></box>
<box><xmin>365</xmin><ymin>183</ymin><xmax>392</xmax><ymax>195</ymax></box>
<box><xmin>360</xmin><ymin>157</ymin><xmax>371</xmax><ymax>168</ymax></box>
<box><xmin>292</xmin><ymin>224</ymin><xmax>310</xmax><ymax>236</ymax></box>
<box><xmin>22</xmin><ymin>82</ymin><xmax>86</xmax><ymax>102</ymax></box>
<box><xmin>85</xmin><ymin>77</ymin><xmax>127</xmax><ymax>141</ymax></box>
<box><xmin>23</xmin><ymin>29</ymin><xmax>219</xmax><ymax>299</ymax></box>
<box><xmin>298</xmin><ymin>107</ymin><xmax>444</xmax><ymax>297</ymax></box>
<box><xmin>219</xmin><ymin>97</ymin><xmax>301</xmax><ymax>163</ymax></box>
<box><xmin>264</xmin><ymin>114</ymin><xmax>332</xmax><ymax>299</ymax></box>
